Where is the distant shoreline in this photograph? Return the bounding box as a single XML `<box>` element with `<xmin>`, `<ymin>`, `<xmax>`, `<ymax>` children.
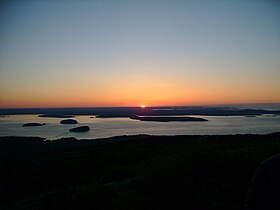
<box><xmin>1</xmin><ymin>106</ymin><xmax>279</xmax><ymax>117</ymax></box>
<box><xmin>1</xmin><ymin>132</ymin><xmax>280</xmax><ymax>143</ymax></box>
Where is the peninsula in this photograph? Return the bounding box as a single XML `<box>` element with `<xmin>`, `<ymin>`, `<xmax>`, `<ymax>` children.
<box><xmin>130</xmin><ymin>116</ymin><xmax>208</xmax><ymax>122</ymax></box>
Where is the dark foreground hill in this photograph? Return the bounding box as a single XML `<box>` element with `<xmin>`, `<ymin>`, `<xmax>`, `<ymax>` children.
<box><xmin>1</xmin><ymin>133</ymin><xmax>280</xmax><ymax>210</ymax></box>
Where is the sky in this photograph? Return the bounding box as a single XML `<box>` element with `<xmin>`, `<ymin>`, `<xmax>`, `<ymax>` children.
<box><xmin>0</xmin><ymin>0</ymin><xmax>279</xmax><ymax>108</ymax></box>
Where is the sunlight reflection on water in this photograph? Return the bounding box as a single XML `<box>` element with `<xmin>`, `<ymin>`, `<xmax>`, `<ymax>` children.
<box><xmin>0</xmin><ymin>114</ymin><xmax>280</xmax><ymax>140</ymax></box>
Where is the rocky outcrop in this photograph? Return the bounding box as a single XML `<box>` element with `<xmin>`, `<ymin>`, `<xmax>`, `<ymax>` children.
<box><xmin>22</xmin><ymin>123</ymin><xmax>45</xmax><ymax>127</ymax></box>
<box><xmin>69</xmin><ymin>126</ymin><xmax>90</xmax><ymax>132</ymax></box>
<box><xmin>60</xmin><ymin>119</ymin><xmax>78</xmax><ymax>124</ymax></box>
<box><xmin>245</xmin><ymin>153</ymin><xmax>280</xmax><ymax>210</ymax></box>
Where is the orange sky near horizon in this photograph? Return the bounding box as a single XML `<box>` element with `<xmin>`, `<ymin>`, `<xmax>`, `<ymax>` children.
<box><xmin>1</xmin><ymin>75</ymin><xmax>279</xmax><ymax>108</ymax></box>
<box><xmin>1</xmin><ymin>59</ymin><xmax>279</xmax><ymax>108</ymax></box>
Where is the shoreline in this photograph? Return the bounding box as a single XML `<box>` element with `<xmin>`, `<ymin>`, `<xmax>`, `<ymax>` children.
<box><xmin>1</xmin><ymin>106</ymin><xmax>280</xmax><ymax>117</ymax></box>
<box><xmin>1</xmin><ymin>131</ymin><xmax>280</xmax><ymax>142</ymax></box>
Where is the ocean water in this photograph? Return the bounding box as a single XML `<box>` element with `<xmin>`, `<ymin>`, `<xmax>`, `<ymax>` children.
<box><xmin>0</xmin><ymin>114</ymin><xmax>280</xmax><ymax>140</ymax></box>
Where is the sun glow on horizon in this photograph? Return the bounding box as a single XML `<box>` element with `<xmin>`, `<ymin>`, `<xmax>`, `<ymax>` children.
<box><xmin>140</xmin><ymin>105</ymin><xmax>146</xmax><ymax>108</ymax></box>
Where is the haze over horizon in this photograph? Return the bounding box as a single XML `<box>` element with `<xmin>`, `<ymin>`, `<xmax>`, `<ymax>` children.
<box><xmin>1</xmin><ymin>0</ymin><xmax>280</xmax><ymax>108</ymax></box>
<box><xmin>1</xmin><ymin>103</ymin><xmax>280</xmax><ymax>110</ymax></box>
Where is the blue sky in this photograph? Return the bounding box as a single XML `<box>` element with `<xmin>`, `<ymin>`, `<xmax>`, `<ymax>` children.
<box><xmin>0</xmin><ymin>0</ymin><xmax>279</xmax><ymax>107</ymax></box>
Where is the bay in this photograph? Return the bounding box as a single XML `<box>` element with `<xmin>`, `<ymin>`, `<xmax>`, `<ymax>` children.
<box><xmin>0</xmin><ymin>114</ymin><xmax>279</xmax><ymax>140</ymax></box>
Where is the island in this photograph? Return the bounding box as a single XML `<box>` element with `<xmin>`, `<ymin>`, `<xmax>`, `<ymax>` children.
<box><xmin>130</xmin><ymin>116</ymin><xmax>208</xmax><ymax>122</ymax></box>
<box><xmin>22</xmin><ymin>123</ymin><xmax>45</xmax><ymax>127</ymax></box>
<box><xmin>69</xmin><ymin>126</ymin><xmax>90</xmax><ymax>132</ymax></box>
<box><xmin>60</xmin><ymin>119</ymin><xmax>78</xmax><ymax>124</ymax></box>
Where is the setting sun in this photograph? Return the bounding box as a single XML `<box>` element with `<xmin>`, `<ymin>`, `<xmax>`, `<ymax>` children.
<box><xmin>141</xmin><ymin>105</ymin><xmax>146</xmax><ymax>108</ymax></box>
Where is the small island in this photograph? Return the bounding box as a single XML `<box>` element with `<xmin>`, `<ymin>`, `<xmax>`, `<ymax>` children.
<box><xmin>130</xmin><ymin>116</ymin><xmax>208</xmax><ymax>122</ymax></box>
<box><xmin>60</xmin><ymin>119</ymin><xmax>78</xmax><ymax>124</ymax></box>
<box><xmin>22</xmin><ymin>123</ymin><xmax>45</xmax><ymax>127</ymax></box>
<box><xmin>69</xmin><ymin>126</ymin><xmax>90</xmax><ymax>132</ymax></box>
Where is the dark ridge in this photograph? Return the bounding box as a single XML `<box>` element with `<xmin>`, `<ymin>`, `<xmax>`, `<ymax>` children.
<box><xmin>1</xmin><ymin>133</ymin><xmax>280</xmax><ymax>210</ymax></box>
<box><xmin>96</xmin><ymin>114</ymin><xmax>132</xmax><ymax>118</ymax></box>
<box><xmin>38</xmin><ymin>114</ymin><xmax>75</xmax><ymax>118</ymax></box>
<box><xmin>0</xmin><ymin>106</ymin><xmax>279</xmax><ymax>117</ymax></box>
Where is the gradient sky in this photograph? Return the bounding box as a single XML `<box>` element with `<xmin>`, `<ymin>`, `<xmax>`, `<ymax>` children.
<box><xmin>0</xmin><ymin>0</ymin><xmax>279</xmax><ymax>108</ymax></box>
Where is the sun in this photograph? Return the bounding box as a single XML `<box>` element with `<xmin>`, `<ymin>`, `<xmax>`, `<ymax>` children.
<box><xmin>140</xmin><ymin>105</ymin><xmax>146</xmax><ymax>108</ymax></box>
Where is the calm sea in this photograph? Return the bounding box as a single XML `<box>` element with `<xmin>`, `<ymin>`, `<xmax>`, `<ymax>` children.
<box><xmin>0</xmin><ymin>113</ymin><xmax>280</xmax><ymax>140</ymax></box>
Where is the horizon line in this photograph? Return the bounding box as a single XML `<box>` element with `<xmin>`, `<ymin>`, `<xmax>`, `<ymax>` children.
<box><xmin>1</xmin><ymin>102</ymin><xmax>280</xmax><ymax>110</ymax></box>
